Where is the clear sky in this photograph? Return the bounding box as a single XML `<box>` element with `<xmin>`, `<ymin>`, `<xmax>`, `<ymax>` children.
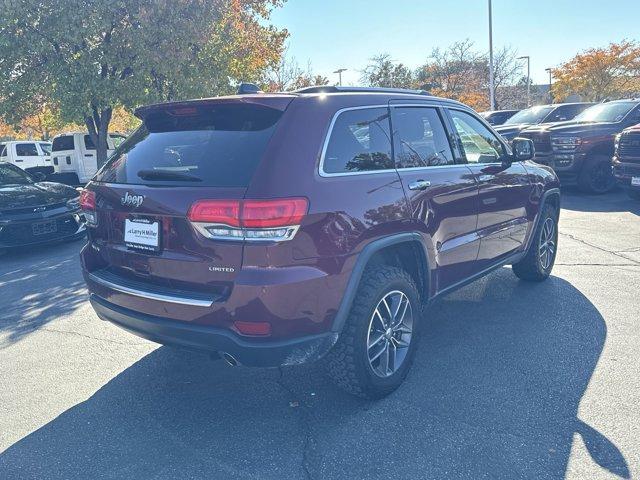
<box><xmin>270</xmin><ymin>0</ymin><xmax>640</xmax><ymax>86</ymax></box>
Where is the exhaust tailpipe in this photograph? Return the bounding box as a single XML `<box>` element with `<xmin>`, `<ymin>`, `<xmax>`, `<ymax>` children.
<box><xmin>221</xmin><ymin>352</ymin><xmax>239</xmax><ymax>367</ymax></box>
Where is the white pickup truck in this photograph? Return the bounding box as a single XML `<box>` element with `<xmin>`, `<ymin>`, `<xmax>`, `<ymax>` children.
<box><xmin>0</xmin><ymin>140</ymin><xmax>53</xmax><ymax>176</ymax></box>
<box><xmin>50</xmin><ymin>132</ymin><xmax>125</xmax><ymax>185</ymax></box>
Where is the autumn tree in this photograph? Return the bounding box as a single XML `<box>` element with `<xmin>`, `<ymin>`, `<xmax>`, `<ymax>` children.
<box><xmin>361</xmin><ymin>54</ymin><xmax>415</xmax><ymax>89</ymax></box>
<box><xmin>0</xmin><ymin>0</ymin><xmax>287</xmax><ymax>167</ymax></box>
<box><xmin>552</xmin><ymin>41</ymin><xmax>640</xmax><ymax>102</ymax></box>
<box><xmin>415</xmin><ymin>40</ymin><xmax>523</xmax><ymax>110</ymax></box>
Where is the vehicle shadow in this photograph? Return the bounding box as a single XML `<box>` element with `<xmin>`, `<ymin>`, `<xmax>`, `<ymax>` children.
<box><xmin>0</xmin><ymin>239</ymin><xmax>86</xmax><ymax>347</ymax></box>
<box><xmin>0</xmin><ymin>268</ymin><xmax>628</xmax><ymax>479</ymax></box>
<box><xmin>561</xmin><ymin>186</ymin><xmax>640</xmax><ymax>215</ymax></box>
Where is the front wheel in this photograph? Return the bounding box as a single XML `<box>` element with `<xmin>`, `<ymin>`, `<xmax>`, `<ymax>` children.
<box><xmin>578</xmin><ymin>155</ymin><xmax>616</xmax><ymax>194</ymax></box>
<box><xmin>324</xmin><ymin>266</ymin><xmax>421</xmax><ymax>399</ymax></box>
<box><xmin>512</xmin><ymin>203</ymin><xmax>559</xmax><ymax>282</ymax></box>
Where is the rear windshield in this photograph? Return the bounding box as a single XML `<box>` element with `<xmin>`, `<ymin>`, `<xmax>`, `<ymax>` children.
<box><xmin>52</xmin><ymin>135</ymin><xmax>75</xmax><ymax>152</ymax></box>
<box><xmin>94</xmin><ymin>104</ymin><xmax>283</xmax><ymax>187</ymax></box>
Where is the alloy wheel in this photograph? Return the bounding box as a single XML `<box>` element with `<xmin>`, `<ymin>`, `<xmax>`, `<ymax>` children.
<box><xmin>367</xmin><ymin>290</ymin><xmax>413</xmax><ymax>378</ymax></box>
<box><xmin>538</xmin><ymin>217</ymin><xmax>556</xmax><ymax>270</ymax></box>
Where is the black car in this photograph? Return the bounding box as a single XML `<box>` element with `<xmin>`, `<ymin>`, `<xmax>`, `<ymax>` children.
<box><xmin>495</xmin><ymin>103</ymin><xmax>594</xmax><ymax>141</ymax></box>
<box><xmin>0</xmin><ymin>163</ymin><xmax>85</xmax><ymax>251</ymax></box>
<box><xmin>521</xmin><ymin>100</ymin><xmax>640</xmax><ymax>193</ymax></box>
<box><xmin>480</xmin><ymin>109</ymin><xmax>519</xmax><ymax>126</ymax></box>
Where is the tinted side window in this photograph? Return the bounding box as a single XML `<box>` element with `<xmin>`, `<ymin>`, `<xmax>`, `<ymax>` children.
<box><xmin>84</xmin><ymin>135</ymin><xmax>96</xmax><ymax>150</ymax></box>
<box><xmin>52</xmin><ymin>136</ymin><xmax>75</xmax><ymax>151</ymax></box>
<box><xmin>449</xmin><ymin>110</ymin><xmax>505</xmax><ymax>164</ymax></box>
<box><xmin>323</xmin><ymin>108</ymin><xmax>393</xmax><ymax>174</ymax></box>
<box><xmin>39</xmin><ymin>143</ymin><xmax>52</xmax><ymax>154</ymax></box>
<box><xmin>0</xmin><ymin>144</ymin><xmax>7</xmax><ymax>156</ymax></box>
<box><xmin>16</xmin><ymin>143</ymin><xmax>38</xmax><ymax>156</ymax></box>
<box><xmin>392</xmin><ymin>107</ymin><xmax>454</xmax><ymax>168</ymax></box>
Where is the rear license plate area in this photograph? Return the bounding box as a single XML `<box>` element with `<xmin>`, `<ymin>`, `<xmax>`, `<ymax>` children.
<box><xmin>32</xmin><ymin>219</ymin><xmax>57</xmax><ymax>236</ymax></box>
<box><xmin>124</xmin><ymin>217</ymin><xmax>161</xmax><ymax>252</ymax></box>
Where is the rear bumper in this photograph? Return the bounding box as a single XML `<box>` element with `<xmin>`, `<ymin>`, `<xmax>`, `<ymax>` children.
<box><xmin>90</xmin><ymin>294</ymin><xmax>338</xmax><ymax>367</ymax></box>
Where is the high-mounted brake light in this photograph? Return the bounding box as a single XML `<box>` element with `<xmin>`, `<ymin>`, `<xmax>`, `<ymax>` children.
<box><xmin>188</xmin><ymin>198</ymin><xmax>308</xmax><ymax>242</ymax></box>
<box><xmin>168</xmin><ymin>107</ymin><xmax>198</xmax><ymax>116</ymax></box>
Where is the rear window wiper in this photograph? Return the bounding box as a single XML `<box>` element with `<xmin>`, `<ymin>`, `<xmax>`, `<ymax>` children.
<box><xmin>137</xmin><ymin>169</ymin><xmax>202</xmax><ymax>182</ymax></box>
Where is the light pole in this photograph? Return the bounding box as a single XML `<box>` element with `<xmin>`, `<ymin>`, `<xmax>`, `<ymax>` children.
<box><xmin>333</xmin><ymin>68</ymin><xmax>347</xmax><ymax>86</ymax></box>
<box><xmin>545</xmin><ymin>67</ymin><xmax>553</xmax><ymax>103</ymax></box>
<box><xmin>517</xmin><ymin>56</ymin><xmax>530</xmax><ymax>107</ymax></box>
<box><xmin>488</xmin><ymin>0</ymin><xmax>496</xmax><ymax>110</ymax></box>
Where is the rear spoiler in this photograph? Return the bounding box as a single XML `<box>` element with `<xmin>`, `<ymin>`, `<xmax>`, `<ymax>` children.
<box><xmin>135</xmin><ymin>95</ymin><xmax>296</xmax><ymax>120</ymax></box>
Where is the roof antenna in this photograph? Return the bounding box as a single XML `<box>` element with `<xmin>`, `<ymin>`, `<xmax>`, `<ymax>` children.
<box><xmin>237</xmin><ymin>83</ymin><xmax>262</xmax><ymax>95</ymax></box>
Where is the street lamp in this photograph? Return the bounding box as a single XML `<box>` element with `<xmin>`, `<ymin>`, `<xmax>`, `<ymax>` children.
<box><xmin>517</xmin><ymin>56</ymin><xmax>530</xmax><ymax>107</ymax></box>
<box><xmin>333</xmin><ymin>68</ymin><xmax>347</xmax><ymax>86</ymax></box>
<box><xmin>545</xmin><ymin>67</ymin><xmax>553</xmax><ymax>103</ymax></box>
<box><xmin>488</xmin><ymin>0</ymin><xmax>495</xmax><ymax>110</ymax></box>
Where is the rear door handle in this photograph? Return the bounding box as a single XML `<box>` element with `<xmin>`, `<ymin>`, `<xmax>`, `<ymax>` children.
<box><xmin>408</xmin><ymin>180</ymin><xmax>431</xmax><ymax>191</ymax></box>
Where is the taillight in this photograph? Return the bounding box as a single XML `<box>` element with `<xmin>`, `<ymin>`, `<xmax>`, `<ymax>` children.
<box><xmin>79</xmin><ymin>189</ymin><xmax>95</xmax><ymax>210</ymax></box>
<box><xmin>79</xmin><ymin>189</ymin><xmax>97</xmax><ymax>226</ymax></box>
<box><xmin>188</xmin><ymin>198</ymin><xmax>308</xmax><ymax>242</ymax></box>
<box><xmin>188</xmin><ymin>200</ymin><xmax>241</xmax><ymax>227</ymax></box>
<box><xmin>242</xmin><ymin>199</ymin><xmax>307</xmax><ymax>228</ymax></box>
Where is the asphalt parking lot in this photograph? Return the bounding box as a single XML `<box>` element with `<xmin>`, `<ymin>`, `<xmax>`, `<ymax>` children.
<box><xmin>1</xmin><ymin>188</ymin><xmax>639</xmax><ymax>480</ymax></box>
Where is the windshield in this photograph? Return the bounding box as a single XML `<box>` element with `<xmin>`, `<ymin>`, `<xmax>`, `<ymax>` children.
<box><xmin>0</xmin><ymin>163</ymin><xmax>33</xmax><ymax>186</ymax></box>
<box><xmin>504</xmin><ymin>106</ymin><xmax>554</xmax><ymax>125</ymax></box>
<box><xmin>95</xmin><ymin>104</ymin><xmax>283</xmax><ymax>187</ymax></box>
<box><xmin>39</xmin><ymin>143</ymin><xmax>52</xmax><ymax>155</ymax></box>
<box><xmin>573</xmin><ymin>102</ymin><xmax>637</xmax><ymax>123</ymax></box>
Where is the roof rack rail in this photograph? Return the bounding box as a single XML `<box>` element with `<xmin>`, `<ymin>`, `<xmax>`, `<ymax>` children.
<box><xmin>294</xmin><ymin>86</ymin><xmax>432</xmax><ymax>96</ymax></box>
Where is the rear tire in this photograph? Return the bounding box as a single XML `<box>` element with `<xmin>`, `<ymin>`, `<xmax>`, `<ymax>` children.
<box><xmin>578</xmin><ymin>155</ymin><xmax>615</xmax><ymax>194</ymax></box>
<box><xmin>512</xmin><ymin>203</ymin><xmax>559</xmax><ymax>282</ymax></box>
<box><xmin>324</xmin><ymin>265</ymin><xmax>421</xmax><ymax>399</ymax></box>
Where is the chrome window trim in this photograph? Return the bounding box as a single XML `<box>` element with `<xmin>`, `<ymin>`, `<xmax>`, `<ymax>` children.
<box><xmin>318</xmin><ymin>103</ymin><xmax>477</xmax><ymax>178</ymax></box>
<box><xmin>87</xmin><ymin>272</ymin><xmax>215</xmax><ymax>307</ymax></box>
<box><xmin>318</xmin><ymin>104</ymin><xmax>392</xmax><ymax>178</ymax></box>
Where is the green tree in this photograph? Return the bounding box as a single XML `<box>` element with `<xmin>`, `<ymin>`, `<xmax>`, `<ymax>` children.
<box><xmin>361</xmin><ymin>54</ymin><xmax>414</xmax><ymax>89</ymax></box>
<box><xmin>0</xmin><ymin>0</ymin><xmax>287</xmax><ymax>166</ymax></box>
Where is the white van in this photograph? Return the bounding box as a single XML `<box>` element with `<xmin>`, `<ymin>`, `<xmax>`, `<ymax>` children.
<box><xmin>0</xmin><ymin>140</ymin><xmax>53</xmax><ymax>175</ymax></box>
<box><xmin>50</xmin><ymin>132</ymin><xmax>120</xmax><ymax>185</ymax></box>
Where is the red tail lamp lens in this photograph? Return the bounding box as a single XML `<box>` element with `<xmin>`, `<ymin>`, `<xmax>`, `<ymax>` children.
<box><xmin>188</xmin><ymin>198</ymin><xmax>308</xmax><ymax>228</ymax></box>
<box><xmin>233</xmin><ymin>321</ymin><xmax>272</xmax><ymax>336</ymax></box>
<box><xmin>79</xmin><ymin>189</ymin><xmax>95</xmax><ymax>210</ymax></box>
<box><xmin>188</xmin><ymin>200</ymin><xmax>241</xmax><ymax>227</ymax></box>
<box><xmin>242</xmin><ymin>198</ymin><xmax>308</xmax><ymax>228</ymax></box>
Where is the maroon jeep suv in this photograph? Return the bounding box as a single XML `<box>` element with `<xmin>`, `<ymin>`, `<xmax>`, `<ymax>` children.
<box><xmin>80</xmin><ymin>86</ymin><xmax>560</xmax><ymax>398</ymax></box>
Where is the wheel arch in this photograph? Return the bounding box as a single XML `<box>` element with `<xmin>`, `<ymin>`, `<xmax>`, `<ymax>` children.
<box><xmin>523</xmin><ymin>187</ymin><xmax>561</xmax><ymax>253</ymax></box>
<box><xmin>331</xmin><ymin>233</ymin><xmax>430</xmax><ymax>333</ymax></box>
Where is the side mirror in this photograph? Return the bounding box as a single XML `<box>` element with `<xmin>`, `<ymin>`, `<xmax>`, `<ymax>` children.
<box><xmin>511</xmin><ymin>137</ymin><xmax>535</xmax><ymax>162</ymax></box>
<box><xmin>32</xmin><ymin>171</ymin><xmax>47</xmax><ymax>182</ymax></box>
